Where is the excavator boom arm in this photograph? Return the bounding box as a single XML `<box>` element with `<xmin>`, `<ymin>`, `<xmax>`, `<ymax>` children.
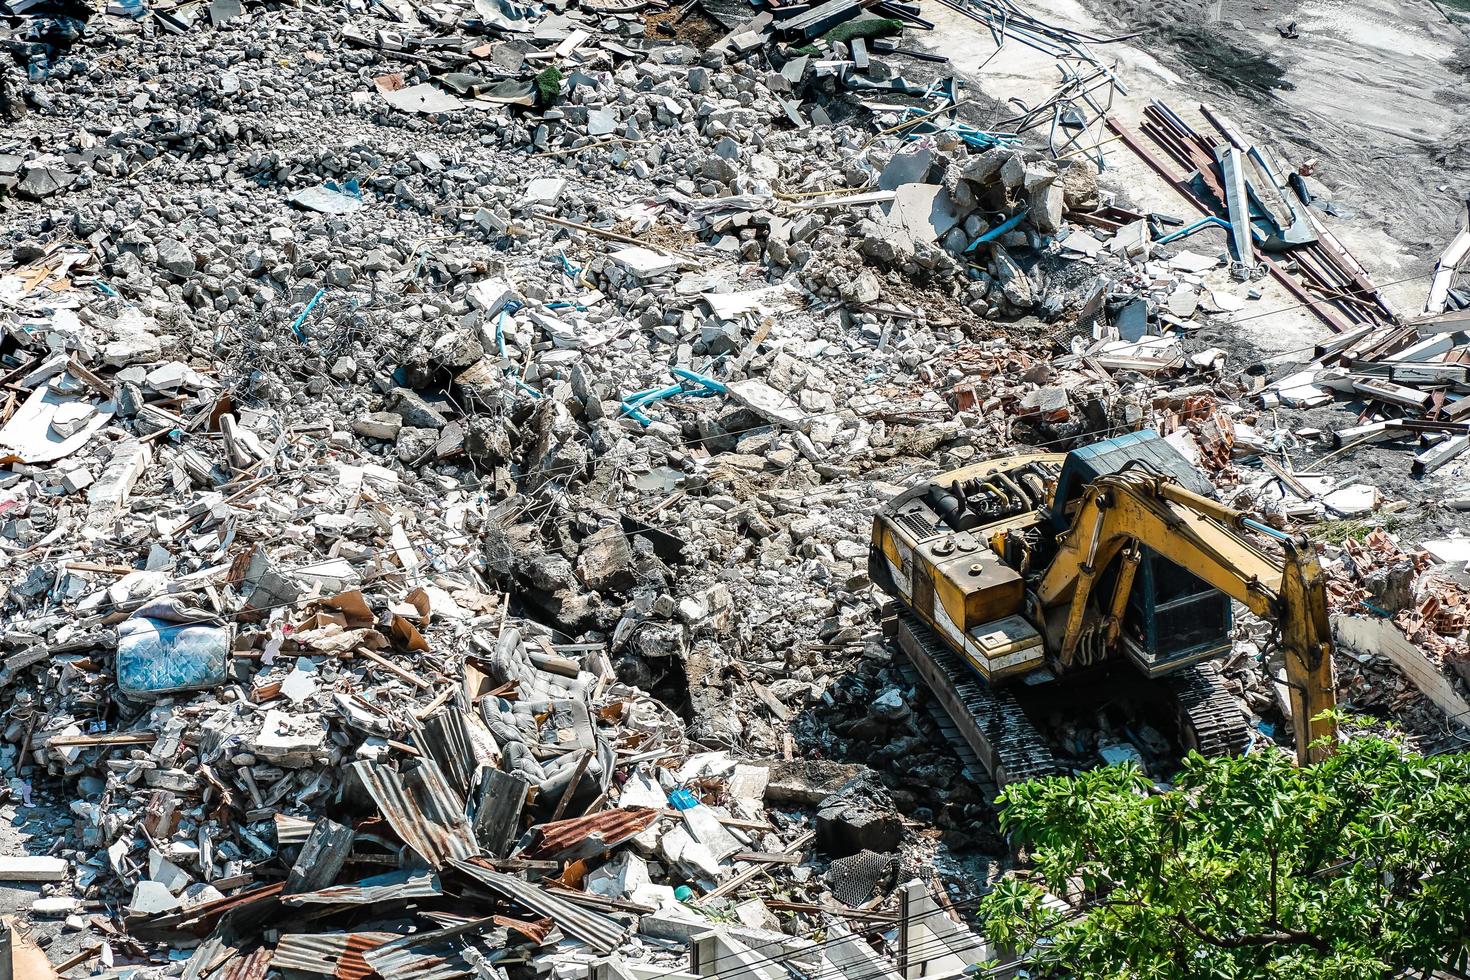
<box><xmin>1039</xmin><ymin>472</ymin><xmax>1337</xmax><ymax>764</ymax></box>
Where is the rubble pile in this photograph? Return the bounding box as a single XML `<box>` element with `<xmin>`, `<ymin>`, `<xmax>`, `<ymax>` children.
<box><xmin>0</xmin><ymin>0</ymin><xmax>1468</xmax><ymax>969</ymax></box>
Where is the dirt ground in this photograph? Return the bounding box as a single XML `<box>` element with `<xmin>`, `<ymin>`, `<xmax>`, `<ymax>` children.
<box><xmin>1086</xmin><ymin>0</ymin><xmax>1470</xmax><ymax>271</ymax></box>
<box><xmin>0</xmin><ymin>797</ymin><xmax>93</xmax><ymax>966</ymax></box>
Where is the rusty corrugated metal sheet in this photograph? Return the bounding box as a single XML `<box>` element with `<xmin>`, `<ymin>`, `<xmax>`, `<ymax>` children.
<box><xmin>283</xmin><ymin>870</ymin><xmax>443</xmax><ymax>907</ymax></box>
<box><xmin>351</xmin><ymin>758</ymin><xmax>479</xmax><ymax>869</ymax></box>
<box><xmin>143</xmin><ymin>881</ymin><xmax>286</xmax><ymax>938</ymax></box>
<box><xmin>523</xmin><ymin>807</ymin><xmax>660</xmax><ymax>859</ymax></box>
<box><xmin>452</xmin><ymin>860</ymin><xmax>629</xmax><ymax>954</ymax></box>
<box><xmin>362</xmin><ymin>940</ymin><xmax>471</xmax><ymax>980</ymax></box>
<box><xmin>221</xmin><ymin>946</ymin><xmax>273</xmax><ymax>980</ymax></box>
<box><xmin>273</xmin><ymin>932</ymin><xmax>395</xmax><ymax>980</ymax></box>
<box><xmin>496</xmin><ymin>915</ymin><xmax>553</xmax><ymax>944</ymax></box>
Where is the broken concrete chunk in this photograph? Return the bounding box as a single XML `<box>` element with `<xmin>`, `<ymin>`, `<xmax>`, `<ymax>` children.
<box><xmin>815</xmin><ymin>777</ymin><xmax>902</xmax><ymax>858</ymax></box>
<box><xmin>0</xmin><ymin>857</ymin><xmax>68</xmax><ymax>882</ymax></box>
<box><xmin>390</xmin><ymin>388</ymin><xmax>448</xmax><ymax>429</ymax></box>
<box><xmin>522</xmin><ymin>176</ymin><xmax>566</xmax><ymax>208</ymax></box>
<box><xmin>578</xmin><ymin>525</ymin><xmax>637</xmax><ymax>593</ymax></box>
<box><xmin>608</xmin><ymin>246</ymin><xmax>678</xmax><ymax>278</ymax></box>
<box><xmin>353</xmin><ymin>412</ymin><xmax>403</xmax><ymax>440</ymax></box>
<box><xmin>468</xmin><ymin>277</ymin><xmax>514</xmax><ymax>315</ymax></box>
<box><xmin>156</xmin><ymin>239</ymin><xmax>197</xmax><ymax>278</ymax></box>
<box><xmin>1057</xmin><ymin>157</ymin><xmax>1099</xmax><ymax>210</ymax></box>
<box><xmin>726</xmin><ymin>379</ymin><xmax>806</xmax><ymax>429</ymax></box>
<box><xmin>251</xmin><ymin>709</ymin><xmax>329</xmax><ymax>767</ymax></box>
<box><xmin>16</xmin><ymin>164</ymin><xmax>76</xmax><ymax>200</ymax></box>
<box><xmin>1028</xmin><ymin>182</ymin><xmax>1064</xmax><ymax>234</ymax></box>
<box><xmin>128</xmin><ymin>880</ymin><xmax>182</xmax><ymax>915</ymax></box>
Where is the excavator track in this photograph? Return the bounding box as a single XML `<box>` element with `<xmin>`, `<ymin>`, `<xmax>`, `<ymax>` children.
<box><xmin>1163</xmin><ymin>662</ymin><xmax>1250</xmax><ymax>759</ymax></box>
<box><xmin>885</xmin><ymin>611</ymin><xmax>1061</xmax><ymax>787</ymax></box>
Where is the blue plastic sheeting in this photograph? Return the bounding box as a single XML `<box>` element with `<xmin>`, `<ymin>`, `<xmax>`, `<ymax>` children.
<box><xmin>667</xmin><ymin>789</ymin><xmax>700</xmax><ymax>811</ymax></box>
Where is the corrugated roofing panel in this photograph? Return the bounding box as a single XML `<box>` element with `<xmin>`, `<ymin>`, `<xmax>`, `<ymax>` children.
<box><xmin>283</xmin><ymin>870</ymin><xmax>443</xmax><ymax>907</ymax></box>
<box><xmin>273</xmin><ymin>932</ymin><xmax>395</xmax><ymax>980</ymax></box>
<box><xmin>523</xmin><ymin>807</ymin><xmax>660</xmax><ymax>859</ymax></box>
<box><xmin>452</xmin><ymin>860</ymin><xmax>629</xmax><ymax>954</ymax></box>
<box><xmin>362</xmin><ymin>941</ymin><xmax>472</xmax><ymax>980</ymax></box>
<box><xmin>352</xmin><ymin>759</ymin><xmax>479</xmax><ymax>869</ymax></box>
<box><xmin>222</xmin><ymin>946</ymin><xmax>274</xmax><ymax>980</ymax></box>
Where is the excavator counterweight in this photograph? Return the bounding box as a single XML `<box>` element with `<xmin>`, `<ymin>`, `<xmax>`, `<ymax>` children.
<box><xmin>869</xmin><ymin>430</ymin><xmax>1337</xmax><ymax>785</ymax></box>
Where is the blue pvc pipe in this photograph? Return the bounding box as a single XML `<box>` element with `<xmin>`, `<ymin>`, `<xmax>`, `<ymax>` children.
<box><xmin>670</xmin><ymin>367</ymin><xmax>727</xmax><ymax>394</ymax></box>
<box><xmin>627</xmin><ymin>384</ymin><xmax>684</xmax><ymax>409</ymax></box>
<box><xmin>1156</xmin><ymin>215</ymin><xmax>1231</xmax><ymax>245</ymax></box>
<box><xmin>1242</xmin><ymin>517</ymin><xmax>1290</xmax><ymax>541</ymax></box>
<box><xmin>494</xmin><ymin>308</ymin><xmax>542</xmax><ymax>399</ymax></box>
<box><xmin>619</xmin><ymin>369</ymin><xmax>731</xmax><ymax>426</ymax></box>
<box><xmin>964</xmin><ymin>210</ymin><xmax>1028</xmax><ymax>253</ymax></box>
<box><xmin>290</xmin><ymin>287</ymin><xmax>326</xmax><ymax>340</ymax></box>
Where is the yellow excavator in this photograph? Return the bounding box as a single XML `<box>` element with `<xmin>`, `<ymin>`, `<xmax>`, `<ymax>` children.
<box><xmin>869</xmin><ymin>430</ymin><xmax>1336</xmax><ymax>785</ymax></box>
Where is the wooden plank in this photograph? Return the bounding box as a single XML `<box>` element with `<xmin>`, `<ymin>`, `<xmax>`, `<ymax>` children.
<box><xmin>47</xmin><ymin>733</ymin><xmax>156</xmax><ymax>749</ymax></box>
<box><xmin>1261</xmin><ymin>456</ymin><xmax>1314</xmax><ymax>500</ymax></box>
<box><xmin>732</xmin><ymin>851</ymin><xmax>800</xmax><ymax>865</ymax></box>
<box><xmin>749</xmin><ymin>680</ymin><xmax>790</xmax><ymax>721</ymax></box>
<box><xmin>360</xmin><ymin>649</ymin><xmax>429</xmax><ymax>689</ymax></box>
<box><xmin>694</xmin><ymin>830</ymin><xmax>814</xmax><ymax>904</ymax></box>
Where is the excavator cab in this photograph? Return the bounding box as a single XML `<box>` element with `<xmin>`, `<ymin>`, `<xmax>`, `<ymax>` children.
<box><xmin>1048</xmin><ymin>431</ymin><xmax>1234</xmax><ymax>677</ymax></box>
<box><xmin>1045</xmin><ymin>429</ymin><xmax>1214</xmax><ymax>533</ymax></box>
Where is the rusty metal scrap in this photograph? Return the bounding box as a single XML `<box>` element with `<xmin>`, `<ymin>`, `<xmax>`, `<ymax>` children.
<box><xmin>272</xmin><ymin>933</ymin><xmax>395</xmax><ymax>980</ymax></box>
<box><xmin>221</xmin><ymin>947</ymin><xmax>275</xmax><ymax>980</ymax></box>
<box><xmin>362</xmin><ymin>941</ymin><xmax>473</xmax><ymax>980</ymax></box>
<box><xmin>522</xmin><ymin>806</ymin><xmax>661</xmax><ymax>860</ymax></box>
<box><xmin>351</xmin><ymin>759</ymin><xmax>480</xmax><ymax>869</ymax></box>
<box><xmin>362</xmin><ymin>915</ymin><xmax>500</xmax><ymax>980</ymax></box>
<box><xmin>282</xmin><ymin>870</ymin><xmax>444</xmax><ymax>907</ymax></box>
<box><xmin>452</xmin><ymin>860</ymin><xmax>629</xmax><ymax>954</ymax></box>
<box><xmin>495</xmin><ymin>915</ymin><xmax>554</xmax><ymax>944</ymax></box>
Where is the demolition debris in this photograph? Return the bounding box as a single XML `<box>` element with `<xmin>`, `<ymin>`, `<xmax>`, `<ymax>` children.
<box><xmin>0</xmin><ymin>0</ymin><xmax>1468</xmax><ymax>970</ymax></box>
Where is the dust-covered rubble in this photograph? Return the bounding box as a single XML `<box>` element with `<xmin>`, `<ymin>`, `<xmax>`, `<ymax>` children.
<box><xmin>0</xmin><ymin>0</ymin><xmax>1468</xmax><ymax>971</ymax></box>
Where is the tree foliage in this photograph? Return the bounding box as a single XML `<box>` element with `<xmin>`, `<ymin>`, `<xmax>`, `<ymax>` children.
<box><xmin>978</xmin><ymin>730</ymin><xmax>1470</xmax><ymax>979</ymax></box>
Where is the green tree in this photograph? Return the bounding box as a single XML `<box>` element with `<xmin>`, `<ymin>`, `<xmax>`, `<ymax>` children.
<box><xmin>978</xmin><ymin>730</ymin><xmax>1470</xmax><ymax>979</ymax></box>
